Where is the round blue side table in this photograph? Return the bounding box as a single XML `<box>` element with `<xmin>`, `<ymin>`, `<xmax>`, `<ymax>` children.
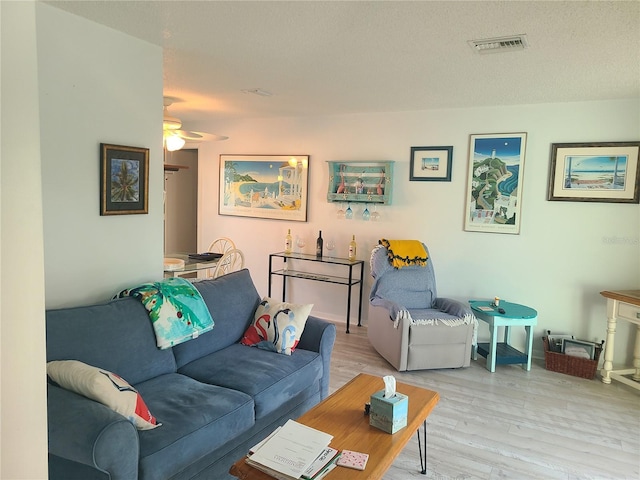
<box><xmin>469</xmin><ymin>300</ymin><xmax>538</xmax><ymax>373</ymax></box>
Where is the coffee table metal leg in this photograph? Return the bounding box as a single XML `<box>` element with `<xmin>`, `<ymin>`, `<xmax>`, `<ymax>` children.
<box><xmin>416</xmin><ymin>420</ymin><xmax>427</xmax><ymax>474</ymax></box>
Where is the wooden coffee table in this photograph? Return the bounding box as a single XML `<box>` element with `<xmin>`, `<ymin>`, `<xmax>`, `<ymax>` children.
<box><xmin>229</xmin><ymin>373</ymin><xmax>440</xmax><ymax>479</ymax></box>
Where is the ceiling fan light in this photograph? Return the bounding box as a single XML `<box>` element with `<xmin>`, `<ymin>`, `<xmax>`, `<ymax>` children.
<box><xmin>165</xmin><ymin>134</ymin><xmax>186</xmax><ymax>151</ymax></box>
<box><xmin>163</xmin><ymin>115</ymin><xmax>182</xmax><ymax>130</ymax></box>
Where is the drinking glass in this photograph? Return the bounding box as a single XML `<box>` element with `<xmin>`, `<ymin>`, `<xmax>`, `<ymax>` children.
<box><xmin>336</xmin><ymin>203</ymin><xmax>345</xmax><ymax>219</ymax></box>
<box><xmin>296</xmin><ymin>236</ymin><xmax>306</xmax><ymax>253</ymax></box>
<box><xmin>326</xmin><ymin>239</ymin><xmax>336</xmax><ymax>257</ymax></box>
<box><xmin>371</xmin><ymin>204</ymin><xmax>380</xmax><ymax>221</ymax></box>
<box><xmin>345</xmin><ymin>203</ymin><xmax>353</xmax><ymax>220</ymax></box>
<box><xmin>362</xmin><ymin>204</ymin><xmax>370</xmax><ymax>221</ymax></box>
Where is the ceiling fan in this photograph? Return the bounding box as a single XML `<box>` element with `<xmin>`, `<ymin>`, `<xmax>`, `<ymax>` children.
<box><xmin>163</xmin><ymin>96</ymin><xmax>228</xmax><ymax>151</ymax></box>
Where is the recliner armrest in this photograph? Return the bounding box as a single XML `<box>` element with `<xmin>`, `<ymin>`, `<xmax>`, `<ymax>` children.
<box><xmin>48</xmin><ymin>384</ymin><xmax>140</xmax><ymax>480</ymax></box>
<box><xmin>434</xmin><ymin>297</ymin><xmax>473</xmax><ymax>318</ymax></box>
<box><xmin>370</xmin><ymin>297</ymin><xmax>406</xmax><ymax>321</ymax></box>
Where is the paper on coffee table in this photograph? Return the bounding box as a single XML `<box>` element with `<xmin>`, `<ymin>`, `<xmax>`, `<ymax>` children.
<box><xmin>248</xmin><ymin>419</ymin><xmax>333</xmax><ymax>478</ymax></box>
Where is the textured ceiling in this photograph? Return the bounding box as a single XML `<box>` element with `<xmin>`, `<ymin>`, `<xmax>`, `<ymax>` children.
<box><xmin>45</xmin><ymin>0</ymin><xmax>640</xmax><ymax>128</ymax></box>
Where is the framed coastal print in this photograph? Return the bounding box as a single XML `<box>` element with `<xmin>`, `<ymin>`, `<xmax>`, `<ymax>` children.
<box><xmin>409</xmin><ymin>146</ymin><xmax>453</xmax><ymax>181</ymax></box>
<box><xmin>547</xmin><ymin>142</ymin><xmax>640</xmax><ymax>203</ymax></box>
<box><xmin>464</xmin><ymin>133</ymin><xmax>527</xmax><ymax>234</ymax></box>
<box><xmin>100</xmin><ymin>143</ymin><xmax>149</xmax><ymax>215</ymax></box>
<box><xmin>219</xmin><ymin>154</ymin><xmax>309</xmax><ymax>221</ymax></box>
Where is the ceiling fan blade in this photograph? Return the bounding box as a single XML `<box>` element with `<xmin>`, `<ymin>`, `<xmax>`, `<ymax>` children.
<box><xmin>176</xmin><ymin>130</ymin><xmax>203</xmax><ymax>140</ymax></box>
<box><xmin>162</xmin><ymin>97</ymin><xmax>229</xmax><ymax>143</ymax></box>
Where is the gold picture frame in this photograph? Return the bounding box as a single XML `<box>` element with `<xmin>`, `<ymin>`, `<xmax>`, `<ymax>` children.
<box><xmin>100</xmin><ymin>143</ymin><xmax>149</xmax><ymax>215</ymax></box>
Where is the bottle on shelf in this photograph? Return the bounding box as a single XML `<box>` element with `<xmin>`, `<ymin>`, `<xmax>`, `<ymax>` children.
<box><xmin>284</xmin><ymin>229</ymin><xmax>293</xmax><ymax>254</ymax></box>
<box><xmin>348</xmin><ymin>235</ymin><xmax>357</xmax><ymax>261</ymax></box>
<box><xmin>316</xmin><ymin>230</ymin><xmax>323</xmax><ymax>258</ymax></box>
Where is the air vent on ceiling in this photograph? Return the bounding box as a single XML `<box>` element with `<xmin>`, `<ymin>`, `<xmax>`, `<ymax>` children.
<box><xmin>241</xmin><ymin>88</ymin><xmax>273</xmax><ymax>97</ymax></box>
<box><xmin>468</xmin><ymin>34</ymin><xmax>529</xmax><ymax>54</ymax></box>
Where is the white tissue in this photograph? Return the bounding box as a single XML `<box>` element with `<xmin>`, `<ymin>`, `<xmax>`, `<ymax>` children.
<box><xmin>383</xmin><ymin>375</ymin><xmax>396</xmax><ymax>398</ymax></box>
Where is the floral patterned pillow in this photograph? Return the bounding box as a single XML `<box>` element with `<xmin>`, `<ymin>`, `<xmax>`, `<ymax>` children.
<box><xmin>240</xmin><ymin>297</ymin><xmax>313</xmax><ymax>355</ymax></box>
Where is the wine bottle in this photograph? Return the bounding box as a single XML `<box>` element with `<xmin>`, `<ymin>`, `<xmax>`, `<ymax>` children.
<box><xmin>316</xmin><ymin>230</ymin><xmax>323</xmax><ymax>258</ymax></box>
<box><xmin>284</xmin><ymin>229</ymin><xmax>293</xmax><ymax>254</ymax></box>
<box><xmin>348</xmin><ymin>235</ymin><xmax>357</xmax><ymax>261</ymax></box>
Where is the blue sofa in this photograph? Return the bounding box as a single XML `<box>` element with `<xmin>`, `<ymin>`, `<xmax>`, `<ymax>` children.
<box><xmin>46</xmin><ymin>269</ymin><xmax>336</xmax><ymax>480</ymax></box>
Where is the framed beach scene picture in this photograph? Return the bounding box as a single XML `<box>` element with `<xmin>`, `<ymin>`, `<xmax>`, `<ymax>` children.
<box><xmin>464</xmin><ymin>133</ymin><xmax>527</xmax><ymax>234</ymax></box>
<box><xmin>547</xmin><ymin>142</ymin><xmax>640</xmax><ymax>203</ymax></box>
<box><xmin>218</xmin><ymin>154</ymin><xmax>309</xmax><ymax>221</ymax></box>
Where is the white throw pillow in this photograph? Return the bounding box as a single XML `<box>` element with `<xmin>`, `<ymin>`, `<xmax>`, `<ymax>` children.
<box><xmin>47</xmin><ymin>360</ymin><xmax>160</xmax><ymax>430</ymax></box>
<box><xmin>240</xmin><ymin>297</ymin><xmax>313</xmax><ymax>355</ymax></box>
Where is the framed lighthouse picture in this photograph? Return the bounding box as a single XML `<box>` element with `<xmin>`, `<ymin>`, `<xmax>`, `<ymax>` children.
<box><xmin>464</xmin><ymin>133</ymin><xmax>527</xmax><ymax>234</ymax></box>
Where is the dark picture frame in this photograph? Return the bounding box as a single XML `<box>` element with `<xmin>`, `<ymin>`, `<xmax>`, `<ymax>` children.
<box><xmin>218</xmin><ymin>154</ymin><xmax>309</xmax><ymax>222</ymax></box>
<box><xmin>547</xmin><ymin>142</ymin><xmax>640</xmax><ymax>203</ymax></box>
<box><xmin>100</xmin><ymin>143</ymin><xmax>149</xmax><ymax>215</ymax></box>
<box><xmin>409</xmin><ymin>146</ymin><xmax>453</xmax><ymax>182</ymax></box>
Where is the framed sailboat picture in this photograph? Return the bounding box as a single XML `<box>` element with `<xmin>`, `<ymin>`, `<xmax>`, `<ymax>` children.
<box><xmin>219</xmin><ymin>154</ymin><xmax>309</xmax><ymax>221</ymax></box>
<box><xmin>547</xmin><ymin>142</ymin><xmax>640</xmax><ymax>203</ymax></box>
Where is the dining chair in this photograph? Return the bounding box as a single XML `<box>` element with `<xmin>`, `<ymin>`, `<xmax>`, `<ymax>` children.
<box><xmin>208</xmin><ymin>237</ymin><xmax>236</xmax><ymax>255</ymax></box>
<box><xmin>212</xmin><ymin>248</ymin><xmax>245</xmax><ymax>279</ymax></box>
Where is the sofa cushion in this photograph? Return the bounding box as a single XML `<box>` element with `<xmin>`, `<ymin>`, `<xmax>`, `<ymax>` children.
<box><xmin>173</xmin><ymin>269</ymin><xmax>261</xmax><ymax>368</ymax></box>
<box><xmin>135</xmin><ymin>373</ymin><xmax>255</xmax><ymax>480</ymax></box>
<box><xmin>46</xmin><ymin>297</ymin><xmax>177</xmax><ymax>385</ymax></box>
<box><xmin>47</xmin><ymin>360</ymin><xmax>159</xmax><ymax>430</ymax></box>
<box><xmin>177</xmin><ymin>343</ymin><xmax>323</xmax><ymax>420</ymax></box>
<box><xmin>240</xmin><ymin>297</ymin><xmax>313</xmax><ymax>355</ymax></box>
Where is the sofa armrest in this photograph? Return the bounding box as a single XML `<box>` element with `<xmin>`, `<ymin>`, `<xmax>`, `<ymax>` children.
<box><xmin>48</xmin><ymin>384</ymin><xmax>140</xmax><ymax>480</ymax></box>
<box><xmin>297</xmin><ymin>315</ymin><xmax>336</xmax><ymax>399</ymax></box>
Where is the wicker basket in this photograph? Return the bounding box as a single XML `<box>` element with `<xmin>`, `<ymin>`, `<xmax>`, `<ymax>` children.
<box><xmin>543</xmin><ymin>336</ymin><xmax>603</xmax><ymax>380</ymax></box>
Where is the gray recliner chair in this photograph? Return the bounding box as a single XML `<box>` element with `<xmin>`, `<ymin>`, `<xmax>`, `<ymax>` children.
<box><xmin>368</xmin><ymin>242</ymin><xmax>476</xmax><ymax>371</ymax></box>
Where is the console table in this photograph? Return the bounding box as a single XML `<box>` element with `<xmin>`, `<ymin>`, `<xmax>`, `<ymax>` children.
<box><xmin>600</xmin><ymin>290</ymin><xmax>640</xmax><ymax>391</ymax></box>
<box><xmin>268</xmin><ymin>252</ymin><xmax>365</xmax><ymax>333</ymax></box>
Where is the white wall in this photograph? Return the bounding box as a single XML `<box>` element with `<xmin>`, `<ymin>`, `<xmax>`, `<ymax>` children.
<box><xmin>37</xmin><ymin>3</ymin><xmax>164</xmax><ymax>309</ymax></box>
<box><xmin>197</xmin><ymin>99</ymin><xmax>639</xmax><ymax>364</ymax></box>
<box><xmin>1</xmin><ymin>2</ymin><xmax>48</xmax><ymax>478</ymax></box>
<box><xmin>1</xmin><ymin>3</ymin><xmax>165</xmax><ymax>477</ymax></box>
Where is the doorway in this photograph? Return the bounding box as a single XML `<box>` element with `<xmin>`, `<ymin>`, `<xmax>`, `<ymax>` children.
<box><xmin>164</xmin><ymin>149</ymin><xmax>198</xmax><ymax>254</ymax></box>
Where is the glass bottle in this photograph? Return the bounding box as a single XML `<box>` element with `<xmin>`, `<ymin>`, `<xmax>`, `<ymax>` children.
<box><xmin>348</xmin><ymin>235</ymin><xmax>357</xmax><ymax>261</ymax></box>
<box><xmin>316</xmin><ymin>231</ymin><xmax>323</xmax><ymax>258</ymax></box>
<box><xmin>284</xmin><ymin>229</ymin><xmax>292</xmax><ymax>254</ymax></box>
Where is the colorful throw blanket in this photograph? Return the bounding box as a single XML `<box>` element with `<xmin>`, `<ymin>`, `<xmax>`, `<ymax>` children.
<box><xmin>114</xmin><ymin>277</ymin><xmax>214</xmax><ymax>349</ymax></box>
<box><xmin>379</xmin><ymin>239</ymin><xmax>428</xmax><ymax>268</ymax></box>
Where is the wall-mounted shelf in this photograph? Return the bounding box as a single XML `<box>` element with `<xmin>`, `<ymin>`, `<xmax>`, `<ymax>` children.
<box><xmin>164</xmin><ymin>163</ymin><xmax>189</xmax><ymax>172</ymax></box>
<box><xmin>326</xmin><ymin>161</ymin><xmax>394</xmax><ymax>204</ymax></box>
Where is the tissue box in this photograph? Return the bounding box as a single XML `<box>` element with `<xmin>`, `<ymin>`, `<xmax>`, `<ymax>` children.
<box><xmin>369</xmin><ymin>390</ymin><xmax>408</xmax><ymax>434</ymax></box>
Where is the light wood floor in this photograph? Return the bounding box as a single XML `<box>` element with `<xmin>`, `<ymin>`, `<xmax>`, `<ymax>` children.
<box><xmin>329</xmin><ymin>323</ymin><xmax>640</xmax><ymax>480</ymax></box>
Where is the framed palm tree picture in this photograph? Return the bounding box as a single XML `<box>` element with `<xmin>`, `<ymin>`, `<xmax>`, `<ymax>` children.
<box><xmin>547</xmin><ymin>142</ymin><xmax>640</xmax><ymax>203</ymax></box>
<box><xmin>100</xmin><ymin>143</ymin><xmax>149</xmax><ymax>215</ymax></box>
